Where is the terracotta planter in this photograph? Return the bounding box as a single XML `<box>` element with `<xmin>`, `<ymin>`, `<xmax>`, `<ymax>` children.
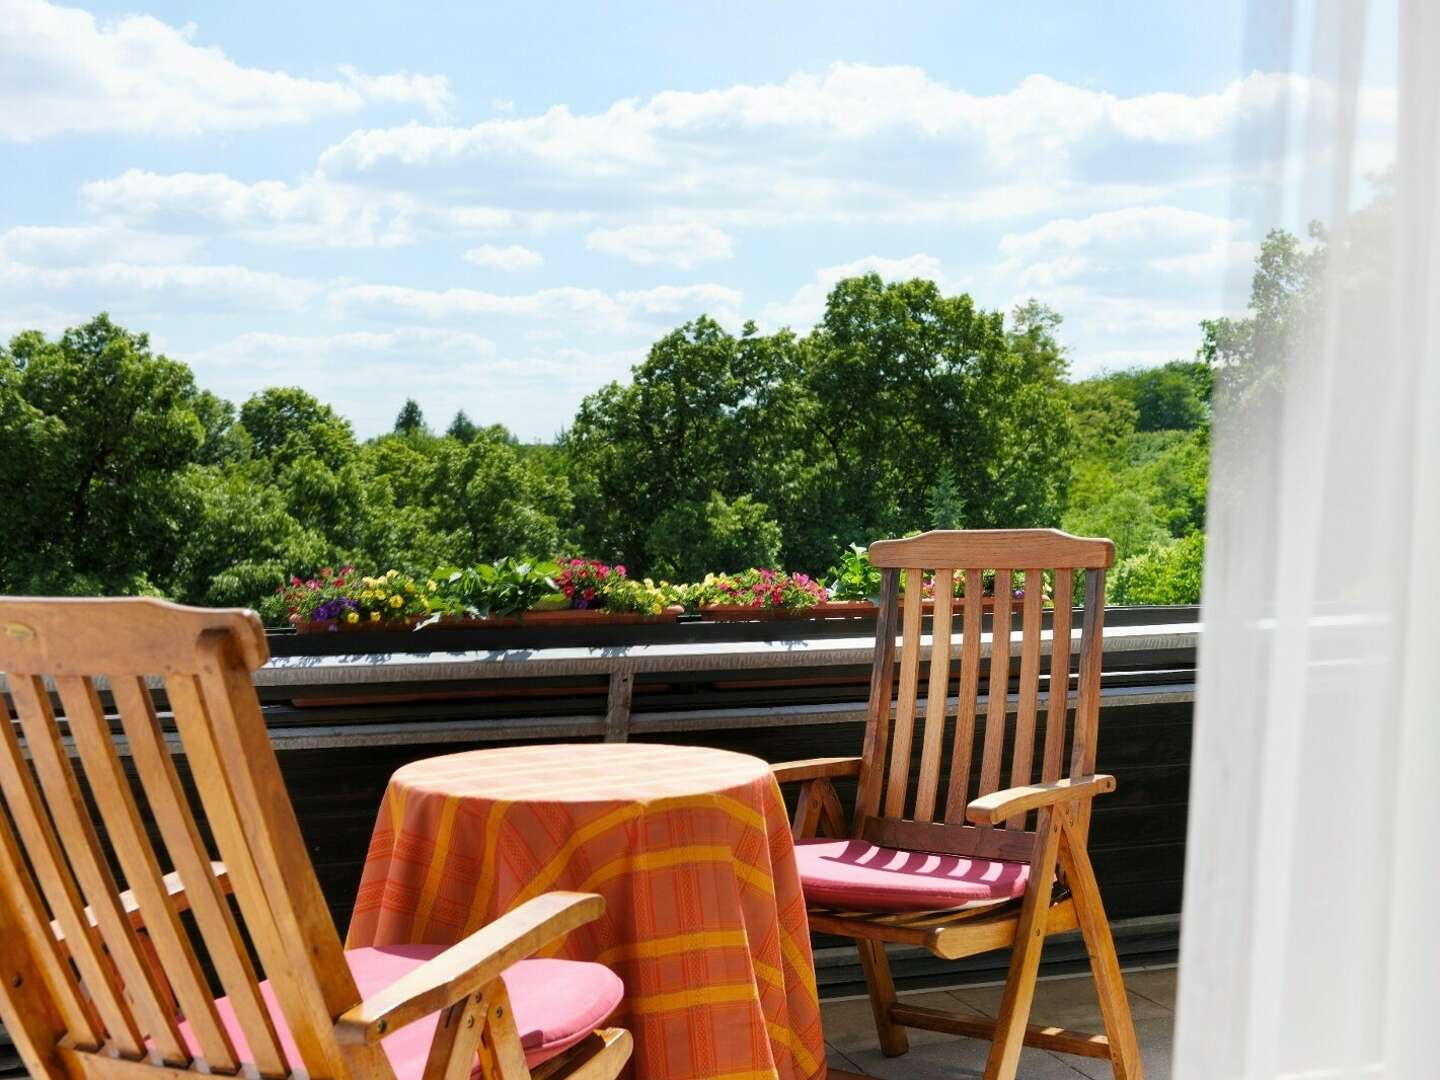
<box><xmin>699</xmin><ymin>604</ymin><xmax>826</xmax><ymax>622</ymax></box>
<box><xmin>701</xmin><ymin>596</ymin><xmax>1004</xmax><ymax>622</ymax></box>
<box><xmin>291</xmin><ymin>615</ymin><xmax>421</xmax><ymax>634</ymax></box>
<box><xmin>421</xmin><ymin>605</ymin><xmax>684</xmax><ymax>629</ymax></box>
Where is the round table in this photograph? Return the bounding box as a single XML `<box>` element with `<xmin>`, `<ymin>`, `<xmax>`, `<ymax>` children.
<box><xmin>346</xmin><ymin>743</ymin><xmax>825</xmax><ymax>1080</ymax></box>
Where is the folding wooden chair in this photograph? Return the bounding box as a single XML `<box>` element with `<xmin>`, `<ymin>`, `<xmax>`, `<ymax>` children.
<box><xmin>0</xmin><ymin>597</ymin><xmax>631</xmax><ymax>1080</ymax></box>
<box><xmin>774</xmin><ymin>529</ymin><xmax>1142</xmax><ymax>1079</ymax></box>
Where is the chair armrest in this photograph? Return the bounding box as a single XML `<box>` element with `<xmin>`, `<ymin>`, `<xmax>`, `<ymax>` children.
<box><xmin>772</xmin><ymin>756</ymin><xmax>862</xmax><ymax>783</ymax></box>
<box><xmin>335</xmin><ymin>892</ymin><xmax>605</xmax><ymax>1044</ymax></box>
<box><xmin>965</xmin><ymin>775</ymin><xmax>1116</xmax><ymax>826</ymax></box>
<box><xmin>53</xmin><ymin>861</ymin><xmax>229</xmax><ymax>941</ymax></box>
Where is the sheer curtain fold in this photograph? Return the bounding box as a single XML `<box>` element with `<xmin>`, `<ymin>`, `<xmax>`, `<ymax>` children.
<box><xmin>1176</xmin><ymin>1</ymin><xmax>1438</xmax><ymax>1077</ymax></box>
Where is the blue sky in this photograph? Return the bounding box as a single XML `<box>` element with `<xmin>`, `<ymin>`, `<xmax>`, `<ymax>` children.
<box><xmin>0</xmin><ymin>0</ymin><xmax>1395</xmax><ymax>439</ymax></box>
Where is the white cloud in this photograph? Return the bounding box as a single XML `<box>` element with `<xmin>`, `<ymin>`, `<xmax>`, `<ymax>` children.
<box><xmin>329</xmin><ymin>281</ymin><xmax>741</xmax><ymax>335</ymax></box>
<box><xmin>0</xmin><ymin>0</ymin><xmax>451</xmax><ymax>139</ymax></box>
<box><xmin>338</xmin><ymin>65</ymin><xmax>452</xmax><ymax>120</ymax></box>
<box><xmin>80</xmin><ymin>170</ymin><xmax>425</xmax><ymax>248</ymax></box>
<box><xmin>0</xmin><ymin>225</ymin><xmax>206</xmax><ymax>266</ymax></box>
<box><xmin>463</xmin><ymin>244</ymin><xmax>544</xmax><ymax>271</ymax></box>
<box><xmin>0</xmin><ymin>256</ymin><xmax>318</xmax><ymax>313</ymax></box>
<box><xmin>313</xmin><ymin>65</ymin><xmax>1354</xmax><ymax>228</ymax></box>
<box><xmin>585</xmin><ymin>223</ymin><xmax>734</xmax><ymax>267</ymax></box>
<box><xmin>997</xmin><ymin>206</ymin><xmax>1254</xmax><ymax>287</ymax></box>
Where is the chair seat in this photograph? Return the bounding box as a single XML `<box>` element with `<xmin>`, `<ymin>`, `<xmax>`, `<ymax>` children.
<box><xmin>179</xmin><ymin>946</ymin><xmax>623</xmax><ymax>1073</ymax></box>
<box><xmin>795</xmin><ymin>838</ymin><xmax>1031</xmax><ymax>912</ymax></box>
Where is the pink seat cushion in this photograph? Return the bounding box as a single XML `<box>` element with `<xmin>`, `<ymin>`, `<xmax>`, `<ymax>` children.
<box><xmin>179</xmin><ymin>946</ymin><xmax>623</xmax><ymax>1073</ymax></box>
<box><xmin>795</xmin><ymin>838</ymin><xmax>1031</xmax><ymax>912</ymax></box>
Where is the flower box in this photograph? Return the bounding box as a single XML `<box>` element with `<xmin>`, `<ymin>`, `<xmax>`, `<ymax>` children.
<box><xmin>291</xmin><ymin>615</ymin><xmax>422</xmax><ymax>634</ymax></box>
<box><xmin>701</xmin><ymin>596</ymin><xmax>1002</xmax><ymax>622</ymax></box>
<box><xmin>422</xmin><ymin>606</ymin><xmax>684</xmax><ymax>629</ymax></box>
<box><xmin>699</xmin><ymin>603</ymin><xmax>828</xmax><ymax>622</ymax></box>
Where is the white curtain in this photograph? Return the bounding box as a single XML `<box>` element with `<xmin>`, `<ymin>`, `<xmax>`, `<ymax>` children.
<box><xmin>1175</xmin><ymin>1</ymin><xmax>1440</xmax><ymax>1077</ymax></box>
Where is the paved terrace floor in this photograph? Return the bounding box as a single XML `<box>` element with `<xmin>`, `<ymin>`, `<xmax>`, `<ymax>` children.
<box><xmin>822</xmin><ymin>965</ymin><xmax>1177</xmax><ymax>1078</ymax></box>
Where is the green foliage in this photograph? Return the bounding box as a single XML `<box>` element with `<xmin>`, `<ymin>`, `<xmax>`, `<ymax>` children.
<box><xmin>825</xmin><ymin>544</ymin><xmax>882</xmax><ymax>601</ymax></box>
<box><xmin>564</xmin><ymin>281</ymin><xmax>1074</xmax><ymax>577</ymax></box>
<box><xmin>647</xmin><ymin>492</ymin><xmax>783</xmax><ymax>580</ymax></box>
<box><xmin>446</xmin><ymin>410</ymin><xmax>479</xmax><ymax>443</ymax></box>
<box><xmin>925</xmin><ymin>463</ymin><xmax>965</xmax><ymax>529</ymax></box>
<box><xmin>19</xmin><ymin>241</ymin><xmax>1332</xmax><ymax>613</ymax></box>
<box><xmin>434</xmin><ymin>558</ymin><xmax>562</xmax><ymax>618</ymax></box>
<box><xmin>0</xmin><ymin>314</ymin><xmax>207</xmax><ymax>595</ymax></box>
<box><xmin>394</xmin><ymin>398</ymin><xmax>428</xmax><ymax>437</ymax></box>
<box><xmin>1111</xmin><ymin>533</ymin><xmax>1205</xmax><ymax>605</ymax></box>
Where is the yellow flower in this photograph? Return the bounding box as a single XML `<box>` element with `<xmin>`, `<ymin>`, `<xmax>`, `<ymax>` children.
<box><xmin>386</xmin><ymin>569</ymin><xmax>399</xmax><ymax>579</ymax></box>
<box><xmin>426</xmin><ymin>579</ymin><xmax>438</xmax><ymax>592</ymax></box>
<box><xmin>405</xmin><ymin>582</ymin><xmax>416</xmax><ymax>593</ymax></box>
<box><xmin>369</xmin><ymin>612</ymin><xmax>381</xmax><ymax>622</ymax></box>
<box><xmin>345</xmin><ymin>611</ymin><xmax>359</xmax><ymax>624</ymax></box>
<box><xmin>389</xmin><ymin>594</ymin><xmax>403</xmax><ymax>608</ymax></box>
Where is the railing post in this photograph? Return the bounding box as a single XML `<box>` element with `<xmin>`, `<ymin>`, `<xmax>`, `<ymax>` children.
<box><xmin>604</xmin><ymin>669</ymin><xmax>634</xmax><ymax>743</ymax></box>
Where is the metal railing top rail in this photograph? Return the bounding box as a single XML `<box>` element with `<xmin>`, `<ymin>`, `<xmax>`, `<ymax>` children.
<box><xmin>250</xmin><ymin>619</ymin><xmax>1201</xmax><ymax>688</ymax></box>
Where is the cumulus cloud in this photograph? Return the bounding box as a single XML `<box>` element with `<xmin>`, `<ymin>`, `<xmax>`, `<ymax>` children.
<box><xmin>585</xmin><ymin>222</ymin><xmax>735</xmax><ymax>267</ymax></box>
<box><xmin>463</xmin><ymin>244</ymin><xmax>544</xmax><ymax>271</ymax></box>
<box><xmin>330</xmin><ymin>281</ymin><xmax>742</xmax><ymax>335</ymax></box>
<box><xmin>997</xmin><ymin>206</ymin><xmax>1256</xmax><ymax>289</ymax></box>
<box><xmin>0</xmin><ymin>224</ymin><xmax>206</xmax><ymax>266</ymax></box>
<box><xmin>0</xmin><ymin>0</ymin><xmax>451</xmax><ymax>139</ymax></box>
<box><xmin>0</xmin><ymin>256</ymin><xmax>319</xmax><ymax>314</ymax></box>
<box><xmin>313</xmin><ymin>64</ymin><xmax>1340</xmax><ymax>224</ymax></box>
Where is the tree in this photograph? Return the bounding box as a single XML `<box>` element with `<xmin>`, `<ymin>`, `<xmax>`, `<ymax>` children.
<box><xmin>646</xmin><ymin>492</ymin><xmax>783</xmax><ymax>579</ymax></box>
<box><xmin>926</xmin><ymin>464</ymin><xmax>965</xmax><ymax>529</ymax></box>
<box><xmin>1111</xmin><ymin>532</ymin><xmax>1205</xmax><ymax>605</ymax></box>
<box><xmin>803</xmin><ymin>277</ymin><xmax>1073</xmax><ymax>541</ymax></box>
<box><xmin>564</xmin><ymin>317</ymin><xmax>809</xmax><ymax>569</ymax></box>
<box><xmin>447</xmin><ymin>410</ymin><xmax>479</xmax><ymax>443</ymax></box>
<box><xmin>238</xmin><ymin>387</ymin><xmax>356</xmax><ymax>471</ymax></box>
<box><xmin>394</xmin><ymin>397</ymin><xmax>428</xmax><ymax>437</ymax></box>
<box><xmin>0</xmin><ymin>314</ymin><xmax>208</xmax><ymax>594</ymax></box>
<box><xmin>426</xmin><ymin>429</ymin><xmax>571</xmax><ymax>565</ymax></box>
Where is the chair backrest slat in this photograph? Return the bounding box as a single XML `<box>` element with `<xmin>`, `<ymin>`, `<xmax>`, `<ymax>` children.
<box><xmin>855</xmin><ymin>569</ymin><xmax>900</xmax><ymax>826</ymax></box>
<box><xmin>0</xmin><ymin>597</ymin><xmax>397</xmax><ymax>1080</ymax></box>
<box><xmin>978</xmin><ymin>569</ymin><xmax>1013</xmax><ymax>800</ymax></box>
<box><xmin>854</xmin><ymin>529</ymin><xmax>1114</xmax><ymax>864</ymax></box>
<box><xmin>0</xmin><ymin>797</ymin><xmax>102</xmax><ymax>1049</ymax></box>
<box><xmin>58</xmin><ymin>674</ymin><xmax>236</xmax><ymax>1071</ymax></box>
<box><xmin>1069</xmin><ymin>569</ymin><xmax>1108</xmax><ymax>844</ymax></box>
<box><xmin>1</xmin><ymin>675</ymin><xmax>148</xmax><ymax>1058</ymax></box>
<box><xmin>116</xmin><ymin>674</ymin><xmax>288</xmax><ymax>1078</ymax></box>
<box><xmin>941</xmin><ymin>569</ymin><xmax>985</xmax><ymax>822</ymax></box>
<box><xmin>883</xmin><ymin>569</ymin><xmax>926</xmax><ymax>819</ymax></box>
<box><xmin>1041</xmin><ymin>569</ymin><xmax>1074</xmax><ymax>784</ymax></box>
<box><xmin>1006</xmin><ymin>571</ymin><xmax>1046</xmax><ymax>827</ymax></box>
<box><xmin>912</xmin><ymin>570</ymin><xmax>955</xmax><ymax>821</ymax></box>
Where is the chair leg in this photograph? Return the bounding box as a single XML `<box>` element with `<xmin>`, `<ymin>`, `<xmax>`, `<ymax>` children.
<box><xmin>857</xmin><ymin>938</ymin><xmax>909</xmax><ymax>1056</ymax></box>
<box><xmin>1060</xmin><ymin>814</ymin><xmax>1144</xmax><ymax>1080</ymax></box>
<box><xmin>983</xmin><ymin>808</ymin><xmax>1063</xmax><ymax>1080</ymax></box>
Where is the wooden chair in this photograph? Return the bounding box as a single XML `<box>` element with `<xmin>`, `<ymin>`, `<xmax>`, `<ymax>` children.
<box><xmin>0</xmin><ymin>597</ymin><xmax>631</xmax><ymax>1080</ymax></box>
<box><xmin>774</xmin><ymin>529</ymin><xmax>1142</xmax><ymax>1080</ymax></box>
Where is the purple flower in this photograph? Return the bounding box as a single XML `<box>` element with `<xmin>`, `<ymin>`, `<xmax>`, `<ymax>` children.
<box><xmin>313</xmin><ymin>597</ymin><xmax>358</xmax><ymax>622</ymax></box>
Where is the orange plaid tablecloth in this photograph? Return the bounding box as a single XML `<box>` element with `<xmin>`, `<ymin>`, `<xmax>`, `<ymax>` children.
<box><xmin>346</xmin><ymin>743</ymin><xmax>826</xmax><ymax>1080</ymax></box>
